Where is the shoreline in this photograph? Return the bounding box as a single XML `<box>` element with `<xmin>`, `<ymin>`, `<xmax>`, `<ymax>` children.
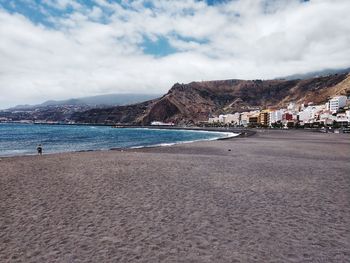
<box><xmin>0</xmin><ymin>126</ymin><xmax>243</xmax><ymax>158</ymax></box>
<box><xmin>1</xmin><ymin>125</ymin><xmax>348</xmax><ymax>158</ymax></box>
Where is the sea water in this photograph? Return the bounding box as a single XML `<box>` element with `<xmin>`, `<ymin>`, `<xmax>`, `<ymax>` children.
<box><xmin>0</xmin><ymin>124</ymin><xmax>237</xmax><ymax>156</ymax></box>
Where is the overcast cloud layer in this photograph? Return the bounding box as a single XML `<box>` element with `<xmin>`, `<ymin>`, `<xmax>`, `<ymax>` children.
<box><xmin>1</xmin><ymin>0</ymin><xmax>350</xmax><ymax>108</ymax></box>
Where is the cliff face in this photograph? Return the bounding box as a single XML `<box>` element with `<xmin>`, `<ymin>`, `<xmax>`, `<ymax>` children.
<box><xmin>72</xmin><ymin>73</ymin><xmax>350</xmax><ymax>125</ymax></box>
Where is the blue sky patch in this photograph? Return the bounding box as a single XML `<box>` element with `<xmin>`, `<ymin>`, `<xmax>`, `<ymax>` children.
<box><xmin>0</xmin><ymin>0</ymin><xmax>74</xmax><ymax>27</ymax></box>
<box><xmin>205</xmin><ymin>0</ymin><xmax>227</xmax><ymax>6</ymax></box>
<box><xmin>142</xmin><ymin>36</ymin><xmax>178</xmax><ymax>57</ymax></box>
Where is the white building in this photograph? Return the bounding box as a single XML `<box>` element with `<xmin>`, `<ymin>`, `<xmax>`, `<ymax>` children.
<box><xmin>209</xmin><ymin>113</ymin><xmax>240</xmax><ymax>125</ymax></box>
<box><xmin>336</xmin><ymin>113</ymin><xmax>349</xmax><ymax>124</ymax></box>
<box><xmin>269</xmin><ymin>109</ymin><xmax>284</xmax><ymax>125</ymax></box>
<box><xmin>319</xmin><ymin>111</ymin><xmax>336</xmax><ymax>126</ymax></box>
<box><xmin>239</xmin><ymin>112</ymin><xmax>249</xmax><ymax>127</ymax></box>
<box><xmin>346</xmin><ymin>110</ymin><xmax>350</xmax><ymax>120</ymax></box>
<box><xmin>224</xmin><ymin>113</ymin><xmax>240</xmax><ymax>125</ymax></box>
<box><xmin>298</xmin><ymin>105</ymin><xmax>325</xmax><ymax>124</ymax></box>
<box><xmin>150</xmin><ymin>121</ymin><xmax>174</xmax><ymax>126</ymax></box>
<box><xmin>287</xmin><ymin>102</ymin><xmax>299</xmax><ymax>112</ymax></box>
<box><xmin>218</xmin><ymin>115</ymin><xmax>227</xmax><ymax>123</ymax></box>
<box><xmin>298</xmin><ymin>109</ymin><xmax>311</xmax><ymax>123</ymax></box>
<box><xmin>208</xmin><ymin>116</ymin><xmax>220</xmax><ymax>123</ymax></box>
<box><xmin>328</xmin><ymin>96</ymin><xmax>347</xmax><ymax>113</ymax></box>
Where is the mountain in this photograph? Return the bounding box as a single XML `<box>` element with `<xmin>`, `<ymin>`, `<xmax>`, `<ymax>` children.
<box><xmin>8</xmin><ymin>93</ymin><xmax>161</xmax><ymax>110</ymax></box>
<box><xmin>279</xmin><ymin>67</ymin><xmax>350</xmax><ymax>80</ymax></box>
<box><xmin>72</xmin><ymin>73</ymin><xmax>350</xmax><ymax>125</ymax></box>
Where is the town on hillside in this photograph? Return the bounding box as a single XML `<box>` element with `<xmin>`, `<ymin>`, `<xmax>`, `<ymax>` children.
<box><xmin>207</xmin><ymin>96</ymin><xmax>350</xmax><ymax>131</ymax></box>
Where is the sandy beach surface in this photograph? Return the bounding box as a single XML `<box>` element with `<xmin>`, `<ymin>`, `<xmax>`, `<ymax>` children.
<box><xmin>1</xmin><ymin>130</ymin><xmax>349</xmax><ymax>262</ymax></box>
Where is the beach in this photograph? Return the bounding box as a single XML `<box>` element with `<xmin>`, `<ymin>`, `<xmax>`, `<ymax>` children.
<box><xmin>1</xmin><ymin>130</ymin><xmax>349</xmax><ymax>262</ymax></box>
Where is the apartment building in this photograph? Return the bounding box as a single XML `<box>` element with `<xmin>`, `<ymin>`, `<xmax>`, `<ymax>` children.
<box><xmin>328</xmin><ymin>96</ymin><xmax>347</xmax><ymax>113</ymax></box>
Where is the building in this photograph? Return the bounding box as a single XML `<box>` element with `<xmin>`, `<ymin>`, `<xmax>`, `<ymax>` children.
<box><xmin>259</xmin><ymin>111</ymin><xmax>270</xmax><ymax>127</ymax></box>
<box><xmin>240</xmin><ymin>112</ymin><xmax>249</xmax><ymax>127</ymax></box>
<box><xmin>287</xmin><ymin>102</ymin><xmax>299</xmax><ymax>112</ymax></box>
<box><xmin>218</xmin><ymin>115</ymin><xmax>227</xmax><ymax>123</ymax></box>
<box><xmin>346</xmin><ymin>110</ymin><xmax>350</xmax><ymax>121</ymax></box>
<box><xmin>328</xmin><ymin>96</ymin><xmax>347</xmax><ymax>113</ymax></box>
<box><xmin>319</xmin><ymin>111</ymin><xmax>335</xmax><ymax>126</ymax></box>
<box><xmin>150</xmin><ymin>121</ymin><xmax>174</xmax><ymax>126</ymax></box>
<box><xmin>208</xmin><ymin>113</ymin><xmax>241</xmax><ymax>125</ymax></box>
<box><xmin>269</xmin><ymin>109</ymin><xmax>284</xmax><ymax>126</ymax></box>
<box><xmin>336</xmin><ymin>113</ymin><xmax>349</xmax><ymax>126</ymax></box>
<box><xmin>220</xmin><ymin>113</ymin><xmax>240</xmax><ymax>125</ymax></box>
<box><xmin>298</xmin><ymin>109</ymin><xmax>311</xmax><ymax>124</ymax></box>
<box><xmin>207</xmin><ymin>98</ymin><xmax>349</xmax><ymax>128</ymax></box>
<box><xmin>247</xmin><ymin>111</ymin><xmax>260</xmax><ymax>126</ymax></box>
<box><xmin>208</xmin><ymin>116</ymin><xmax>220</xmax><ymax>123</ymax></box>
<box><xmin>298</xmin><ymin>105</ymin><xmax>325</xmax><ymax>124</ymax></box>
<box><xmin>245</xmin><ymin>111</ymin><xmax>259</xmax><ymax>125</ymax></box>
<box><xmin>283</xmin><ymin>113</ymin><xmax>293</xmax><ymax>121</ymax></box>
<box><xmin>248</xmin><ymin>116</ymin><xmax>258</xmax><ymax>125</ymax></box>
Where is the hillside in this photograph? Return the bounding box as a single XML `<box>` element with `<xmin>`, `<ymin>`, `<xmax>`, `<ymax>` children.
<box><xmin>8</xmin><ymin>93</ymin><xmax>161</xmax><ymax>110</ymax></box>
<box><xmin>72</xmin><ymin>73</ymin><xmax>350</xmax><ymax>125</ymax></box>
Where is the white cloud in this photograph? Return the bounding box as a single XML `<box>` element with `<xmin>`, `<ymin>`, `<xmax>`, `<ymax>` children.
<box><xmin>0</xmin><ymin>0</ymin><xmax>350</xmax><ymax>108</ymax></box>
<box><xmin>42</xmin><ymin>0</ymin><xmax>82</xmax><ymax>10</ymax></box>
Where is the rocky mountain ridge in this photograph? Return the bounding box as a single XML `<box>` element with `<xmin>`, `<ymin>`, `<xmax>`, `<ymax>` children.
<box><xmin>72</xmin><ymin>73</ymin><xmax>350</xmax><ymax>125</ymax></box>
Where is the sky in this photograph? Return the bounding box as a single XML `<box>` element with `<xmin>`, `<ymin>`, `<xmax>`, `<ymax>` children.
<box><xmin>0</xmin><ymin>0</ymin><xmax>350</xmax><ymax>108</ymax></box>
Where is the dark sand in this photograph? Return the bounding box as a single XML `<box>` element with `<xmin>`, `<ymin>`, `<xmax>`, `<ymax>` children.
<box><xmin>1</xmin><ymin>130</ymin><xmax>349</xmax><ymax>262</ymax></box>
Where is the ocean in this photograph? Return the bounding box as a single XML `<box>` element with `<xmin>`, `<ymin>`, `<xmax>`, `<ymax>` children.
<box><xmin>0</xmin><ymin>124</ymin><xmax>237</xmax><ymax>156</ymax></box>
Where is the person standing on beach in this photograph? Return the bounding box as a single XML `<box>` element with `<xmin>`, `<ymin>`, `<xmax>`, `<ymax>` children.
<box><xmin>37</xmin><ymin>144</ymin><xmax>43</xmax><ymax>155</ymax></box>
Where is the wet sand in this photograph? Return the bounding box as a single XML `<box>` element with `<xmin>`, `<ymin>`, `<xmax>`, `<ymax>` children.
<box><xmin>1</xmin><ymin>130</ymin><xmax>349</xmax><ymax>262</ymax></box>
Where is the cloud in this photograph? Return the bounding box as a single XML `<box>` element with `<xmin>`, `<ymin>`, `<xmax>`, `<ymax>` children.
<box><xmin>42</xmin><ymin>0</ymin><xmax>82</xmax><ymax>11</ymax></box>
<box><xmin>0</xmin><ymin>0</ymin><xmax>349</xmax><ymax>108</ymax></box>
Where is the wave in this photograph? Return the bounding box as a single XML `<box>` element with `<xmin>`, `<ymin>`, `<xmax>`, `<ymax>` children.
<box><xmin>128</xmin><ymin>132</ymin><xmax>239</xmax><ymax>150</ymax></box>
